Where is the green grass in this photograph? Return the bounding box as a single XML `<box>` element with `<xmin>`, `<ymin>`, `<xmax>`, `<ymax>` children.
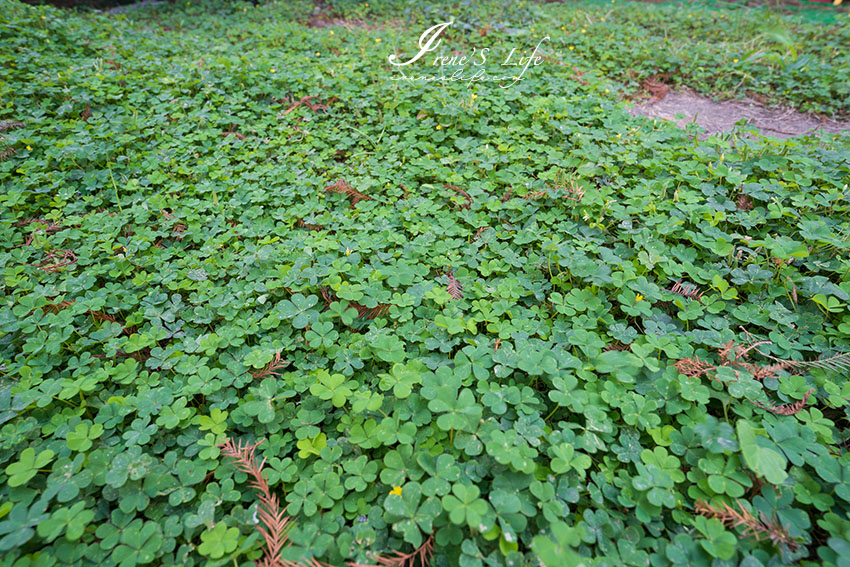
<box><xmin>1</xmin><ymin>0</ymin><xmax>849</xmax><ymax>566</ymax></box>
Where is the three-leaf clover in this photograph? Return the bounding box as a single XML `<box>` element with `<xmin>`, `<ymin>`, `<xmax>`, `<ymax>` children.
<box><xmin>310</xmin><ymin>370</ymin><xmax>355</xmax><ymax>407</ymax></box>
<box><xmin>305</xmin><ymin>321</ymin><xmax>339</xmax><ymax>349</ymax></box>
<box><xmin>37</xmin><ymin>501</ymin><xmax>95</xmax><ymax>542</ymax></box>
<box><xmin>198</xmin><ymin>522</ymin><xmax>240</xmax><ymax>559</ymax></box>
<box><xmin>112</xmin><ymin>519</ymin><xmax>162</xmax><ymax>567</ymax></box>
<box><xmin>5</xmin><ymin>448</ymin><xmax>55</xmax><ymax>487</ymax></box>
<box><xmin>66</xmin><ymin>422</ymin><xmax>104</xmax><ymax>452</ymax></box>
<box><xmin>383</xmin><ymin>481</ymin><xmax>441</xmax><ymax>547</ymax></box>
<box><xmin>441</xmin><ymin>483</ymin><xmax>492</xmax><ymax>530</ymax></box>
<box><xmin>378</xmin><ymin>360</ymin><xmax>427</xmax><ymax>399</ymax></box>
<box><xmin>278</xmin><ymin>293</ymin><xmax>320</xmax><ymax>329</ymax></box>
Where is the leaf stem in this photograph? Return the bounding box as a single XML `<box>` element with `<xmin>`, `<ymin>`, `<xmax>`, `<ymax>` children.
<box><xmin>108</xmin><ymin>167</ymin><xmax>123</xmax><ymax>213</ymax></box>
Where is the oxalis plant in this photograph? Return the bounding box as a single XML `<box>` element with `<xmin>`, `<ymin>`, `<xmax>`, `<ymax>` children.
<box><xmin>1</xmin><ymin>0</ymin><xmax>850</xmax><ymax>566</ymax></box>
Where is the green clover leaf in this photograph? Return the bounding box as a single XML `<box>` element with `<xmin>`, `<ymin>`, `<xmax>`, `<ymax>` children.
<box><xmin>441</xmin><ymin>483</ymin><xmax>492</xmax><ymax>530</ymax></box>
<box><xmin>198</xmin><ymin>522</ymin><xmax>240</xmax><ymax>559</ymax></box>
<box><xmin>737</xmin><ymin>421</ymin><xmax>788</xmax><ymax>485</ymax></box>
<box><xmin>5</xmin><ymin>448</ymin><xmax>55</xmax><ymax>487</ymax></box>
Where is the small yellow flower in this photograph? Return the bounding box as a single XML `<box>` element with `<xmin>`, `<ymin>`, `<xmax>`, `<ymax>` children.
<box><xmin>833</xmin><ymin>0</ymin><xmax>842</xmax><ymax>6</ymax></box>
<box><xmin>569</xmin><ymin>46</ymin><xmax>574</xmax><ymax>50</ymax></box>
<box><xmin>616</xmin><ymin>133</ymin><xmax>621</xmax><ymax>139</ymax></box>
<box><xmin>26</xmin><ymin>145</ymin><xmax>32</xmax><ymax>150</ymax></box>
<box><xmin>581</xmin><ymin>28</ymin><xmax>586</xmax><ymax>33</ymax></box>
<box><xmin>270</xmin><ymin>68</ymin><xmax>276</xmax><ymax>73</ymax></box>
<box><xmin>635</xmin><ymin>293</ymin><xmax>644</xmax><ymax>303</ymax></box>
<box><xmin>560</xmin><ymin>26</ymin><xmax>565</xmax><ymax>31</ymax></box>
<box><xmin>345</xmin><ymin>247</ymin><xmax>352</xmax><ymax>256</ymax></box>
<box><xmin>436</xmin><ymin>125</ymin><xmax>442</xmax><ymax>130</ymax></box>
<box><xmin>471</xmin><ymin>94</ymin><xmax>477</xmax><ymax>100</ymax></box>
<box><xmin>316</xmin><ymin>51</ymin><xmax>320</xmax><ymax>55</ymax></box>
<box><xmin>375</xmin><ymin>38</ymin><xmax>381</xmax><ymax>43</ymax></box>
<box><xmin>329</xmin><ymin>30</ymin><xmax>334</xmax><ymax>35</ymax></box>
<box><xmin>390</xmin><ymin>486</ymin><xmax>402</xmax><ymax>496</ymax></box>
<box><xmin>733</xmin><ymin>58</ymin><xmax>739</xmax><ymax>63</ymax></box>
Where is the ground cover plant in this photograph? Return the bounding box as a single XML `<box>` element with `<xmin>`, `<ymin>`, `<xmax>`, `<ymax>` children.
<box><xmin>1</xmin><ymin>0</ymin><xmax>850</xmax><ymax>566</ymax></box>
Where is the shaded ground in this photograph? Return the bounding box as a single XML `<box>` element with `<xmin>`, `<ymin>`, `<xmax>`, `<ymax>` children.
<box><xmin>631</xmin><ymin>90</ymin><xmax>850</xmax><ymax>138</ymax></box>
<box><xmin>106</xmin><ymin>0</ymin><xmax>162</xmax><ymax>12</ymax></box>
<box><xmin>304</xmin><ymin>12</ymin><xmax>394</xmax><ymax>29</ymax></box>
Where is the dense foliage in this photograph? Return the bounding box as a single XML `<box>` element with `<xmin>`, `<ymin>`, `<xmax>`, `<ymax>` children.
<box><xmin>1</xmin><ymin>1</ymin><xmax>849</xmax><ymax>566</ymax></box>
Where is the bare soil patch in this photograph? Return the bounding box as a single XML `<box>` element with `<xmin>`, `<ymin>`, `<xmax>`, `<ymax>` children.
<box><xmin>631</xmin><ymin>90</ymin><xmax>850</xmax><ymax>138</ymax></box>
<box><xmin>106</xmin><ymin>0</ymin><xmax>163</xmax><ymax>13</ymax></box>
<box><xmin>305</xmin><ymin>13</ymin><xmax>387</xmax><ymax>30</ymax></box>
<box><xmin>304</xmin><ymin>4</ymin><xmax>399</xmax><ymax>30</ymax></box>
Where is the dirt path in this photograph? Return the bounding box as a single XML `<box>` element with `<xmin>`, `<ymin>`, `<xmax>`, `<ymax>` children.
<box><xmin>631</xmin><ymin>90</ymin><xmax>850</xmax><ymax>138</ymax></box>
